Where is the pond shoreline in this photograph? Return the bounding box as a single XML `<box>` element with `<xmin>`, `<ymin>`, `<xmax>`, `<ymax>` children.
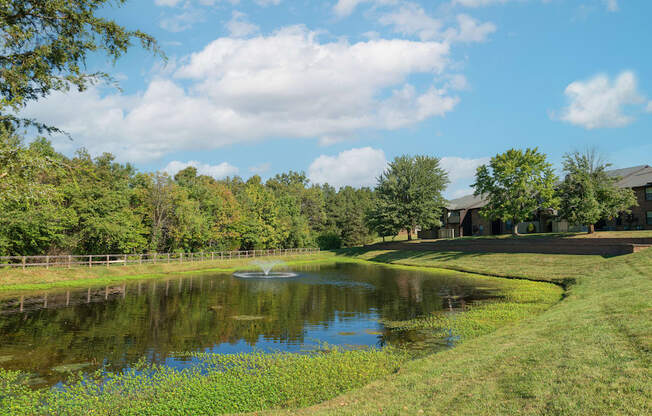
<box><xmin>0</xmin><ymin>254</ymin><xmax>563</xmax><ymax>415</ymax></box>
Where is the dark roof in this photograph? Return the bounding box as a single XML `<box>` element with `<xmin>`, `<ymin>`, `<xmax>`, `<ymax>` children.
<box><xmin>610</xmin><ymin>165</ymin><xmax>652</xmax><ymax>188</ymax></box>
<box><xmin>449</xmin><ymin>164</ymin><xmax>652</xmax><ymax>210</ymax></box>
<box><xmin>606</xmin><ymin>165</ymin><xmax>649</xmax><ymax>180</ymax></box>
<box><xmin>446</xmin><ymin>193</ymin><xmax>487</xmax><ymax>210</ymax></box>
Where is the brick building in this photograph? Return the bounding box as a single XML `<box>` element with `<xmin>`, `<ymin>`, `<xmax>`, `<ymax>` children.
<box><xmin>600</xmin><ymin>165</ymin><xmax>652</xmax><ymax>230</ymax></box>
<box><xmin>418</xmin><ymin>164</ymin><xmax>652</xmax><ymax>238</ymax></box>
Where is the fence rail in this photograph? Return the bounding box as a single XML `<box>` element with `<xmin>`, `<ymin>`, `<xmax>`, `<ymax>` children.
<box><xmin>0</xmin><ymin>248</ymin><xmax>320</xmax><ymax>270</ymax></box>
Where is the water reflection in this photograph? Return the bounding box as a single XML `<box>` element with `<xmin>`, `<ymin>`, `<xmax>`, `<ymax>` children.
<box><xmin>0</xmin><ymin>263</ymin><xmax>503</xmax><ymax>386</ymax></box>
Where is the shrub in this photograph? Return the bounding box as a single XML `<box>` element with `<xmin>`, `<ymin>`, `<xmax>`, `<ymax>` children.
<box><xmin>316</xmin><ymin>232</ymin><xmax>342</xmax><ymax>250</ymax></box>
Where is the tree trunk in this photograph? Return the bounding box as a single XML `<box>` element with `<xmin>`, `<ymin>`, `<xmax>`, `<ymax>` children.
<box><xmin>512</xmin><ymin>221</ymin><xmax>520</xmax><ymax>236</ymax></box>
<box><xmin>407</xmin><ymin>228</ymin><xmax>412</xmax><ymax>241</ymax></box>
<box><xmin>588</xmin><ymin>224</ymin><xmax>595</xmax><ymax>234</ymax></box>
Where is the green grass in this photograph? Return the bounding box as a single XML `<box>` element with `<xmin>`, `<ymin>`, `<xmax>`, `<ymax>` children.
<box><xmin>0</xmin><ymin>253</ymin><xmax>337</xmax><ymax>293</ymax></box>
<box><xmin>1</xmin><ymin>245</ymin><xmax>649</xmax><ymax>415</ymax></box>
<box><xmin>344</xmin><ymin>249</ymin><xmax>603</xmax><ymax>285</ymax></box>
<box><xmin>0</xmin><ymin>259</ymin><xmax>561</xmax><ymax>415</ymax></box>
<box><xmin>0</xmin><ymin>348</ymin><xmax>408</xmax><ymax>416</ymax></box>
<box><xmin>265</xmin><ymin>248</ymin><xmax>652</xmax><ymax>416</ymax></box>
<box><xmin>370</xmin><ymin>233</ymin><xmax>410</xmax><ymax>244</ymax></box>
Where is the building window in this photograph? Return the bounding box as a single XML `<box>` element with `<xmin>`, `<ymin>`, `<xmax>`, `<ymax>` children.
<box><xmin>647</xmin><ymin>211</ymin><xmax>652</xmax><ymax>226</ymax></box>
<box><xmin>646</xmin><ymin>186</ymin><xmax>652</xmax><ymax>201</ymax></box>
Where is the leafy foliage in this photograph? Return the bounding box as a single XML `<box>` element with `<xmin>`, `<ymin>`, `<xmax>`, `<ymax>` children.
<box><xmin>558</xmin><ymin>150</ymin><xmax>638</xmax><ymax>232</ymax></box>
<box><xmin>0</xmin><ymin>0</ymin><xmax>161</xmax><ymax>132</ymax></box>
<box><xmin>0</xmin><ymin>348</ymin><xmax>407</xmax><ymax>415</ymax></box>
<box><xmin>372</xmin><ymin>155</ymin><xmax>449</xmax><ymax>240</ymax></box>
<box><xmin>473</xmin><ymin>148</ymin><xmax>559</xmax><ymax>235</ymax></box>
<box><xmin>0</xmin><ymin>134</ymin><xmax>380</xmax><ymax>256</ymax></box>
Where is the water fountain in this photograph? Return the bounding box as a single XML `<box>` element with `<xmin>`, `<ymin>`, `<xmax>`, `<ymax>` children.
<box><xmin>233</xmin><ymin>260</ymin><xmax>298</xmax><ymax>279</ymax></box>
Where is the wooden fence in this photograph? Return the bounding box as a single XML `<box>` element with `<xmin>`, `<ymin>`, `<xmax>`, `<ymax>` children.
<box><xmin>0</xmin><ymin>248</ymin><xmax>320</xmax><ymax>270</ymax></box>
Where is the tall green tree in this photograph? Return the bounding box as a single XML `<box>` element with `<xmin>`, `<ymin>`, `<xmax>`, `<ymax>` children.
<box><xmin>0</xmin><ymin>133</ymin><xmax>75</xmax><ymax>255</ymax></box>
<box><xmin>0</xmin><ymin>0</ymin><xmax>160</xmax><ymax>132</ymax></box>
<box><xmin>66</xmin><ymin>151</ymin><xmax>147</xmax><ymax>254</ymax></box>
<box><xmin>374</xmin><ymin>155</ymin><xmax>449</xmax><ymax>240</ymax></box>
<box><xmin>473</xmin><ymin>148</ymin><xmax>558</xmax><ymax>236</ymax></box>
<box><xmin>366</xmin><ymin>199</ymin><xmax>402</xmax><ymax>242</ymax></box>
<box><xmin>558</xmin><ymin>150</ymin><xmax>637</xmax><ymax>233</ymax></box>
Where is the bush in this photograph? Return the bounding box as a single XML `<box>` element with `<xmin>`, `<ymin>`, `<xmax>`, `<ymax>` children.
<box><xmin>316</xmin><ymin>232</ymin><xmax>342</xmax><ymax>250</ymax></box>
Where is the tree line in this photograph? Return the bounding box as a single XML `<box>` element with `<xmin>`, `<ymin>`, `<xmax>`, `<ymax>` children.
<box><xmin>0</xmin><ymin>129</ymin><xmax>378</xmax><ymax>256</ymax></box>
<box><xmin>2</xmin><ymin>129</ymin><xmax>636</xmax><ymax>257</ymax></box>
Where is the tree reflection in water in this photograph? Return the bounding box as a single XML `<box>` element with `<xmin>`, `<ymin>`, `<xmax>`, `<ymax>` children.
<box><xmin>0</xmin><ymin>263</ymin><xmax>503</xmax><ymax>386</ymax></box>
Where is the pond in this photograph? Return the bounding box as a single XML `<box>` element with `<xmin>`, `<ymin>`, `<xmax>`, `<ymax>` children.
<box><xmin>0</xmin><ymin>262</ymin><xmax>505</xmax><ymax>386</ymax></box>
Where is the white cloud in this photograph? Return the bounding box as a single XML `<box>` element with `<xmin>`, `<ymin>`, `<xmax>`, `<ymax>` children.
<box><xmin>23</xmin><ymin>26</ymin><xmax>457</xmax><ymax>162</ymax></box>
<box><xmin>226</xmin><ymin>11</ymin><xmax>259</xmax><ymax>37</ymax></box>
<box><xmin>163</xmin><ymin>160</ymin><xmax>239</xmax><ymax>179</ymax></box>
<box><xmin>446</xmin><ymin>74</ymin><xmax>469</xmax><ymax>91</ymax></box>
<box><xmin>249</xmin><ymin>162</ymin><xmax>271</xmax><ymax>173</ymax></box>
<box><xmin>307</xmin><ymin>151</ymin><xmax>490</xmax><ymax>193</ymax></box>
<box><xmin>155</xmin><ymin>0</ymin><xmax>243</xmax><ymax>6</ymax></box>
<box><xmin>604</xmin><ymin>0</ymin><xmax>618</xmax><ymax>12</ymax></box>
<box><xmin>160</xmin><ymin>11</ymin><xmax>204</xmax><ymax>32</ymax></box>
<box><xmin>439</xmin><ymin>156</ymin><xmax>489</xmax><ymax>199</ymax></box>
<box><xmin>378</xmin><ymin>5</ymin><xmax>495</xmax><ymax>43</ymax></box>
<box><xmin>646</xmin><ymin>101</ymin><xmax>652</xmax><ymax>113</ymax></box>
<box><xmin>333</xmin><ymin>0</ymin><xmax>370</xmax><ymax>17</ymax></box>
<box><xmin>378</xmin><ymin>3</ymin><xmax>442</xmax><ymax>41</ymax></box>
<box><xmin>445</xmin><ymin>14</ymin><xmax>496</xmax><ymax>43</ymax></box>
<box><xmin>439</xmin><ymin>156</ymin><xmax>489</xmax><ymax>183</ymax></box>
<box><xmin>254</xmin><ymin>0</ymin><xmax>281</xmax><ymax>5</ymax></box>
<box><xmin>453</xmin><ymin>0</ymin><xmax>513</xmax><ymax>6</ymax></box>
<box><xmin>308</xmin><ymin>147</ymin><xmax>387</xmax><ymax>188</ymax></box>
<box><xmin>559</xmin><ymin>71</ymin><xmax>645</xmax><ymax>129</ymax></box>
<box><xmin>155</xmin><ymin>0</ymin><xmax>184</xmax><ymax>6</ymax></box>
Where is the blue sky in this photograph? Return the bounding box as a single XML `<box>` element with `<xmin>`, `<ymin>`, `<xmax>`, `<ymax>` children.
<box><xmin>23</xmin><ymin>0</ymin><xmax>652</xmax><ymax>198</ymax></box>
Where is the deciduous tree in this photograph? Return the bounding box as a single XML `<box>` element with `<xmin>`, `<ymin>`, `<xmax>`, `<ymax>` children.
<box><xmin>0</xmin><ymin>0</ymin><xmax>160</xmax><ymax>133</ymax></box>
<box><xmin>374</xmin><ymin>155</ymin><xmax>448</xmax><ymax>240</ymax></box>
<box><xmin>558</xmin><ymin>150</ymin><xmax>637</xmax><ymax>233</ymax></box>
<box><xmin>473</xmin><ymin>148</ymin><xmax>558</xmax><ymax>236</ymax></box>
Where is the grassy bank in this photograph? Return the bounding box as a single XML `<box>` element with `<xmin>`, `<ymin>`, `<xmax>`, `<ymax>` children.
<box><xmin>343</xmin><ymin>249</ymin><xmax>604</xmax><ymax>284</ymax></box>
<box><xmin>268</xmin><ymin>248</ymin><xmax>652</xmax><ymax>415</ymax></box>
<box><xmin>0</xmin><ymin>259</ymin><xmax>562</xmax><ymax>415</ymax></box>
<box><xmin>0</xmin><ymin>253</ymin><xmax>337</xmax><ymax>292</ymax></box>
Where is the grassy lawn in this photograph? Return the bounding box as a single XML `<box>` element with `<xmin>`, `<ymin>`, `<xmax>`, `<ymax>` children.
<box><xmin>343</xmin><ymin>249</ymin><xmax>603</xmax><ymax>285</ymax></box>
<box><xmin>0</xmin><ymin>253</ymin><xmax>337</xmax><ymax>293</ymax></box>
<box><xmin>0</xmin><ymin>246</ymin><xmax>649</xmax><ymax>415</ymax></box>
<box><xmin>370</xmin><ymin>233</ymin><xmax>410</xmax><ymax>244</ymax></box>
<box><xmin>0</xmin><ymin>255</ymin><xmax>562</xmax><ymax>415</ymax></box>
<box><xmin>265</xmin><ymin>248</ymin><xmax>652</xmax><ymax>416</ymax></box>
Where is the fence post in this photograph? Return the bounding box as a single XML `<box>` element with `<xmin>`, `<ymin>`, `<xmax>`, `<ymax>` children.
<box><xmin>180</xmin><ymin>252</ymin><xmax>183</xmax><ymax>263</ymax></box>
<box><xmin>211</xmin><ymin>252</ymin><xmax>214</xmax><ymax>261</ymax></box>
<box><xmin>139</xmin><ymin>254</ymin><xmax>142</xmax><ymax>265</ymax></box>
<box><xmin>46</xmin><ymin>256</ymin><xmax>49</xmax><ymax>269</ymax></box>
<box><xmin>106</xmin><ymin>254</ymin><xmax>109</xmax><ymax>268</ymax></box>
<box><xmin>124</xmin><ymin>254</ymin><xmax>127</xmax><ymax>266</ymax></box>
<box><xmin>22</xmin><ymin>256</ymin><xmax>26</xmax><ymax>270</ymax></box>
<box><xmin>153</xmin><ymin>253</ymin><xmax>157</xmax><ymax>264</ymax></box>
<box><xmin>89</xmin><ymin>255</ymin><xmax>92</xmax><ymax>268</ymax></box>
<box><xmin>68</xmin><ymin>255</ymin><xmax>72</xmax><ymax>269</ymax></box>
<box><xmin>168</xmin><ymin>253</ymin><xmax>170</xmax><ymax>263</ymax></box>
